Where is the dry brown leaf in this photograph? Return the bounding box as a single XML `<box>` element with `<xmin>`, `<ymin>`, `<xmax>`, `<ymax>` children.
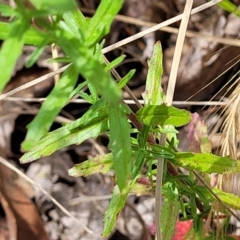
<box><xmin>0</xmin><ymin>163</ymin><xmax>49</xmax><ymax>240</ymax></box>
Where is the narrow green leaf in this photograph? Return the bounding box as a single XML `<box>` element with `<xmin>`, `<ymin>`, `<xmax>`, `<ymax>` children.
<box><xmin>143</xmin><ymin>41</ymin><xmax>164</xmax><ymax>105</ymax></box>
<box><xmin>172</xmin><ymin>152</ymin><xmax>240</xmax><ymax>174</ymax></box>
<box><xmin>190</xmin><ymin>195</ymin><xmax>197</xmax><ymax>219</ymax></box>
<box><xmin>145</xmin><ymin>148</ymin><xmax>175</xmax><ymax>160</ymax></box>
<box><xmin>70</xmin><ymin>78</ymin><xmax>96</xmax><ymax>104</ymax></box>
<box><xmin>0</xmin><ymin>22</ymin><xmax>53</xmax><ymax>45</ymax></box>
<box><xmin>77</xmin><ymin>92</ymin><xmax>94</xmax><ymax>104</ymax></box>
<box><xmin>117</xmin><ymin>69</ymin><xmax>136</xmax><ymax>89</ymax></box>
<box><xmin>0</xmin><ymin>17</ymin><xmax>30</xmax><ymax>91</ymax></box>
<box><xmin>132</xmin><ymin>150</ymin><xmax>146</xmax><ymax>179</ymax></box>
<box><xmin>69</xmin><ymin>81</ymin><xmax>88</xmax><ymax>99</ymax></box>
<box><xmin>20</xmin><ymin>119</ymin><xmax>108</xmax><ymax>163</ymax></box>
<box><xmin>69</xmin><ymin>153</ymin><xmax>113</xmax><ymax>177</ymax></box>
<box><xmin>88</xmin><ymin>83</ymin><xmax>99</xmax><ymax>103</ymax></box>
<box><xmin>47</xmin><ymin>57</ymin><xmax>71</xmax><ymax>63</ymax></box>
<box><xmin>105</xmin><ymin>55</ymin><xmax>125</xmax><ymax>72</ymax></box>
<box><xmin>67</xmin><ymin>98</ymin><xmax>108</xmax><ymax>130</ymax></box>
<box><xmin>30</xmin><ymin>0</ymin><xmax>77</xmax><ymax>12</ymax></box>
<box><xmin>109</xmin><ymin>103</ymin><xmax>132</xmax><ymax>192</ymax></box>
<box><xmin>218</xmin><ymin>0</ymin><xmax>240</xmax><ymax>16</ymax></box>
<box><xmin>0</xmin><ymin>22</ymin><xmax>11</xmax><ymax>40</ymax></box>
<box><xmin>21</xmin><ymin>65</ymin><xmax>79</xmax><ymax>151</ymax></box>
<box><xmin>86</xmin><ymin>0</ymin><xmax>124</xmax><ymax>45</ymax></box>
<box><xmin>137</xmin><ymin>125</ymin><xmax>150</xmax><ymax>149</ymax></box>
<box><xmin>191</xmin><ymin>186</ymin><xmax>210</xmax><ymax>210</ymax></box>
<box><xmin>176</xmin><ymin>180</ymin><xmax>196</xmax><ymax>196</ymax></box>
<box><xmin>0</xmin><ymin>3</ymin><xmax>15</xmax><ymax>16</ymax></box>
<box><xmin>213</xmin><ymin>188</ymin><xmax>240</xmax><ymax>210</ymax></box>
<box><xmin>136</xmin><ymin>104</ymin><xmax>191</xmax><ymax>127</ymax></box>
<box><xmin>147</xmin><ymin>143</ymin><xmax>175</xmax><ymax>158</ymax></box>
<box><xmin>102</xmin><ymin>185</ymin><xmax>128</xmax><ymax>237</ymax></box>
<box><xmin>25</xmin><ymin>40</ymin><xmax>47</xmax><ymax>68</ymax></box>
<box><xmin>161</xmin><ymin>183</ymin><xmax>180</xmax><ymax>239</ymax></box>
<box><xmin>90</xmin><ymin>40</ymin><xmax>105</xmax><ymax>65</ymax></box>
<box><xmin>55</xmin><ymin>29</ymin><xmax>121</xmax><ymax>103</ymax></box>
<box><xmin>63</xmin><ymin>9</ymin><xmax>87</xmax><ymax>39</ymax></box>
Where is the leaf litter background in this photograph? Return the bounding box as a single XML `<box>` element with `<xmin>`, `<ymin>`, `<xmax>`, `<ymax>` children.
<box><xmin>1</xmin><ymin>0</ymin><xmax>240</xmax><ymax>239</ymax></box>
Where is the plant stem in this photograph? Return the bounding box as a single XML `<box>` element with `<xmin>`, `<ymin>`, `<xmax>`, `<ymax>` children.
<box><xmin>154</xmin><ymin>0</ymin><xmax>193</xmax><ymax>239</ymax></box>
<box><xmin>155</xmin><ymin>134</ymin><xmax>166</xmax><ymax>240</ymax></box>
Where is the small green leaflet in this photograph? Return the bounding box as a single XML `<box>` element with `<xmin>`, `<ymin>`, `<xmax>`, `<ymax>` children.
<box><xmin>86</xmin><ymin>0</ymin><xmax>124</xmax><ymax>46</ymax></box>
<box><xmin>67</xmin><ymin>98</ymin><xmax>108</xmax><ymax>130</ymax></box>
<box><xmin>117</xmin><ymin>70</ymin><xmax>136</xmax><ymax>89</ymax></box>
<box><xmin>137</xmin><ymin>125</ymin><xmax>150</xmax><ymax>149</ymax></box>
<box><xmin>0</xmin><ymin>22</ymin><xmax>53</xmax><ymax>45</ymax></box>
<box><xmin>136</xmin><ymin>104</ymin><xmax>191</xmax><ymax>127</ymax></box>
<box><xmin>143</xmin><ymin>41</ymin><xmax>164</xmax><ymax>105</ymax></box>
<box><xmin>146</xmin><ymin>143</ymin><xmax>175</xmax><ymax>159</ymax></box>
<box><xmin>69</xmin><ymin>153</ymin><xmax>113</xmax><ymax>177</ymax></box>
<box><xmin>191</xmin><ymin>186</ymin><xmax>210</xmax><ymax>210</ymax></box>
<box><xmin>172</xmin><ymin>152</ymin><xmax>240</xmax><ymax>174</ymax></box>
<box><xmin>0</xmin><ymin>3</ymin><xmax>14</xmax><ymax>16</ymax></box>
<box><xmin>218</xmin><ymin>0</ymin><xmax>240</xmax><ymax>16</ymax></box>
<box><xmin>109</xmin><ymin>103</ymin><xmax>132</xmax><ymax>192</ymax></box>
<box><xmin>0</xmin><ymin>17</ymin><xmax>30</xmax><ymax>91</ymax></box>
<box><xmin>105</xmin><ymin>55</ymin><xmax>125</xmax><ymax>72</ymax></box>
<box><xmin>213</xmin><ymin>188</ymin><xmax>240</xmax><ymax>210</ymax></box>
<box><xmin>63</xmin><ymin>9</ymin><xmax>87</xmax><ymax>38</ymax></box>
<box><xmin>161</xmin><ymin>183</ymin><xmax>180</xmax><ymax>240</ymax></box>
<box><xmin>25</xmin><ymin>39</ymin><xmax>49</xmax><ymax>68</ymax></box>
<box><xmin>102</xmin><ymin>185</ymin><xmax>129</xmax><ymax>237</ymax></box>
<box><xmin>132</xmin><ymin>150</ymin><xmax>146</xmax><ymax>180</ymax></box>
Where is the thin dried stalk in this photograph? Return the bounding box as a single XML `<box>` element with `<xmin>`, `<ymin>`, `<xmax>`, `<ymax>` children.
<box><xmin>221</xmin><ymin>78</ymin><xmax>240</xmax><ymax>160</ymax></box>
<box><xmin>220</xmin><ymin>77</ymin><xmax>240</xmax><ymax>195</ymax></box>
<box><xmin>81</xmin><ymin>8</ymin><xmax>240</xmax><ymax>48</ymax></box>
<box><xmin>155</xmin><ymin>1</ymin><xmax>193</xmax><ymax>240</ymax></box>
<box><xmin>208</xmin><ymin>76</ymin><xmax>240</xmax><ymax>237</ymax></box>
<box><xmin>1</xmin><ymin>97</ymin><xmax>229</xmax><ymax>106</ymax></box>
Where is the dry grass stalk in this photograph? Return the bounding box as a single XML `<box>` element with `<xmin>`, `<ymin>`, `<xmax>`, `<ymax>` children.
<box><xmin>221</xmin><ymin>77</ymin><xmax>240</xmax><ymax>159</ymax></box>
<box><xmin>155</xmin><ymin>1</ymin><xmax>193</xmax><ymax>239</ymax></box>
<box><xmin>220</xmin><ymin>76</ymin><xmax>240</xmax><ymax>195</ymax></box>
<box><xmin>209</xmin><ymin>75</ymin><xmax>240</xmax><ymax>237</ymax></box>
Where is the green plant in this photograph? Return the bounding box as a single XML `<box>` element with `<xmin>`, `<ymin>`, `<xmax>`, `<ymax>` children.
<box><xmin>1</xmin><ymin>0</ymin><xmax>240</xmax><ymax>239</ymax></box>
